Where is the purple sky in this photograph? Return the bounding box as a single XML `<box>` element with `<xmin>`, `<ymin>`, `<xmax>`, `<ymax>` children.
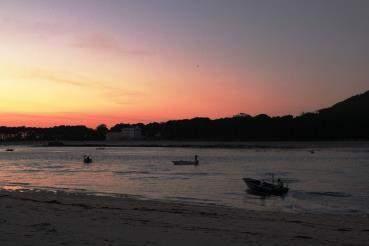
<box><xmin>0</xmin><ymin>0</ymin><xmax>368</xmax><ymax>126</ymax></box>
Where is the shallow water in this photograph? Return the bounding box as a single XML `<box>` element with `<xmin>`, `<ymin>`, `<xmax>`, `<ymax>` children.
<box><xmin>0</xmin><ymin>145</ymin><xmax>368</xmax><ymax>214</ymax></box>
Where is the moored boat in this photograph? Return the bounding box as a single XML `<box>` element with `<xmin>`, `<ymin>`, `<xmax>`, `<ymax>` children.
<box><xmin>173</xmin><ymin>155</ymin><xmax>199</xmax><ymax>166</ymax></box>
<box><xmin>243</xmin><ymin>177</ymin><xmax>289</xmax><ymax>196</ymax></box>
<box><xmin>83</xmin><ymin>155</ymin><xmax>93</xmax><ymax>164</ymax></box>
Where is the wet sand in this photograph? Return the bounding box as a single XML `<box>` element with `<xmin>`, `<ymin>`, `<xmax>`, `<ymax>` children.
<box><xmin>0</xmin><ymin>190</ymin><xmax>368</xmax><ymax>245</ymax></box>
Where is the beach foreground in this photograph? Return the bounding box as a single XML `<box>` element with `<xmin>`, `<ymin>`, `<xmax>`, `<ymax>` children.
<box><xmin>0</xmin><ymin>190</ymin><xmax>368</xmax><ymax>246</ymax></box>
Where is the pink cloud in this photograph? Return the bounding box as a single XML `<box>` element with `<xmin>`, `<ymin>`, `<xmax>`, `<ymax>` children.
<box><xmin>72</xmin><ymin>33</ymin><xmax>151</xmax><ymax>56</ymax></box>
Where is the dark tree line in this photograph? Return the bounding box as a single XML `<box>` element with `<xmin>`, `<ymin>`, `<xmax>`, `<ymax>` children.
<box><xmin>141</xmin><ymin>90</ymin><xmax>369</xmax><ymax>141</ymax></box>
<box><xmin>0</xmin><ymin>125</ymin><xmax>101</xmax><ymax>141</ymax></box>
<box><xmin>140</xmin><ymin>112</ymin><xmax>368</xmax><ymax>141</ymax></box>
<box><xmin>1</xmin><ymin>90</ymin><xmax>368</xmax><ymax>141</ymax></box>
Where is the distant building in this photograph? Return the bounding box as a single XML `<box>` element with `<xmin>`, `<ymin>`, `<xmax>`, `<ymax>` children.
<box><xmin>106</xmin><ymin>126</ymin><xmax>142</xmax><ymax>141</ymax></box>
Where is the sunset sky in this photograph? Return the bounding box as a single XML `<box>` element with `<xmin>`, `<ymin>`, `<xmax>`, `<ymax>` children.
<box><xmin>1</xmin><ymin>0</ymin><xmax>368</xmax><ymax>127</ymax></box>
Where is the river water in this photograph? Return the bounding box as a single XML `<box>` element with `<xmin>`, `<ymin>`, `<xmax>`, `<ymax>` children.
<box><xmin>0</xmin><ymin>144</ymin><xmax>368</xmax><ymax>214</ymax></box>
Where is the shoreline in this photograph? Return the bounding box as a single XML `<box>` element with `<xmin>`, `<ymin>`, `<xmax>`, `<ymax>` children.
<box><xmin>2</xmin><ymin>140</ymin><xmax>369</xmax><ymax>149</ymax></box>
<box><xmin>0</xmin><ymin>189</ymin><xmax>368</xmax><ymax>245</ymax></box>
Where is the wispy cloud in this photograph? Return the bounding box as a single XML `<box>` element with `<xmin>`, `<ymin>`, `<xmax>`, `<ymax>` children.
<box><xmin>0</xmin><ymin>17</ymin><xmax>69</xmax><ymax>39</ymax></box>
<box><xmin>1</xmin><ymin>18</ymin><xmax>150</xmax><ymax>57</ymax></box>
<box><xmin>16</xmin><ymin>66</ymin><xmax>146</xmax><ymax>105</ymax></box>
<box><xmin>24</xmin><ymin>68</ymin><xmax>87</xmax><ymax>87</ymax></box>
<box><xmin>103</xmin><ymin>88</ymin><xmax>146</xmax><ymax>105</ymax></box>
<box><xmin>72</xmin><ymin>33</ymin><xmax>151</xmax><ymax>57</ymax></box>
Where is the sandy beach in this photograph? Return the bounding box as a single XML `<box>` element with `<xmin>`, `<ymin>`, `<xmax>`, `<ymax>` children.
<box><xmin>0</xmin><ymin>189</ymin><xmax>368</xmax><ymax>246</ymax></box>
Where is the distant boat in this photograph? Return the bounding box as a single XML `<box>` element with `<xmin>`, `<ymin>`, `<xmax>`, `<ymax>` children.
<box><xmin>83</xmin><ymin>155</ymin><xmax>93</xmax><ymax>164</ymax></box>
<box><xmin>243</xmin><ymin>177</ymin><xmax>289</xmax><ymax>196</ymax></box>
<box><xmin>173</xmin><ymin>155</ymin><xmax>199</xmax><ymax>166</ymax></box>
<box><xmin>5</xmin><ymin>148</ymin><xmax>14</xmax><ymax>152</ymax></box>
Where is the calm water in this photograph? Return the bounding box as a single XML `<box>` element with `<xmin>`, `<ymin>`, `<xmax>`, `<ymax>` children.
<box><xmin>0</xmin><ymin>145</ymin><xmax>368</xmax><ymax>214</ymax></box>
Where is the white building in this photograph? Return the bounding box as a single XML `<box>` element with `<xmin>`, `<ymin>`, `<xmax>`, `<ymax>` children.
<box><xmin>106</xmin><ymin>126</ymin><xmax>142</xmax><ymax>141</ymax></box>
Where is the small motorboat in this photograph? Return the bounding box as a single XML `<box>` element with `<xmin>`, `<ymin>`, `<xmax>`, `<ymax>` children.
<box><xmin>173</xmin><ymin>155</ymin><xmax>199</xmax><ymax>166</ymax></box>
<box><xmin>243</xmin><ymin>177</ymin><xmax>289</xmax><ymax>196</ymax></box>
<box><xmin>5</xmin><ymin>148</ymin><xmax>14</xmax><ymax>152</ymax></box>
<box><xmin>83</xmin><ymin>155</ymin><xmax>93</xmax><ymax>164</ymax></box>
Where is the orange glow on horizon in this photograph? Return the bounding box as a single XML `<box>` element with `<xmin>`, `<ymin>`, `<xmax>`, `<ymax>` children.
<box><xmin>1</xmin><ymin>1</ymin><xmax>367</xmax><ymax>128</ymax></box>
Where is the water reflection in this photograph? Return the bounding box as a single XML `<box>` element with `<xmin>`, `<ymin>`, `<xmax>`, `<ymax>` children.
<box><xmin>0</xmin><ymin>145</ymin><xmax>368</xmax><ymax>214</ymax></box>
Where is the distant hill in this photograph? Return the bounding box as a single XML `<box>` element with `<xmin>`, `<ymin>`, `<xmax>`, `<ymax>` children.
<box><xmin>311</xmin><ymin>90</ymin><xmax>369</xmax><ymax>139</ymax></box>
<box><xmin>1</xmin><ymin>90</ymin><xmax>369</xmax><ymax>141</ymax></box>
<box><xmin>318</xmin><ymin>90</ymin><xmax>369</xmax><ymax>118</ymax></box>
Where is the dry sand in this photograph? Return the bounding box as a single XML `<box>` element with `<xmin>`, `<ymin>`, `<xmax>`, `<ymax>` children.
<box><xmin>0</xmin><ymin>189</ymin><xmax>368</xmax><ymax>246</ymax></box>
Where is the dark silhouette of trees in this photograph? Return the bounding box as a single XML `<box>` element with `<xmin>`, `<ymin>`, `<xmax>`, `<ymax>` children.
<box><xmin>0</xmin><ymin>125</ymin><xmax>98</xmax><ymax>142</ymax></box>
<box><xmin>96</xmin><ymin>124</ymin><xmax>108</xmax><ymax>140</ymax></box>
<box><xmin>138</xmin><ymin>90</ymin><xmax>369</xmax><ymax>141</ymax></box>
<box><xmin>1</xmin><ymin>90</ymin><xmax>368</xmax><ymax>142</ymax></box>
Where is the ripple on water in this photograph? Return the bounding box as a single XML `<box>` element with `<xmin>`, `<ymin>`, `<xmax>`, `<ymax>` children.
<box><xmin>172</xmin><ymin>172</ymin><xmax>212</xmax><ymax>176</ymax></box>
<box><xmin>305</xmin><ymin>191</ymin><xmax>352</xmax><ymax>198</ymax></box>
<box><xmin>114</xmin><ymin>171</ymin><xmax>151</xmax><ymax>175</ymax></box>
